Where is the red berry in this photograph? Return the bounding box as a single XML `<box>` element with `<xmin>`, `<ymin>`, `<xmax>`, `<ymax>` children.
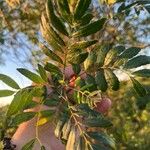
<box><xmin>68</xmin><ymin>75</ymin><xmax>76</xmax><ymax>88</ymax></box>
<box><xmin>95</xmin><ymin>98</ymin><xmax>112</xmax><ymax>114</ymax></box>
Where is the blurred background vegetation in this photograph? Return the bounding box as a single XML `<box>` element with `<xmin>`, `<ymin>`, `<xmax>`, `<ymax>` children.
<box><xmin>0</xmin><ymin>0</ymin><xmax>150</xmax><ymax>149</ymax></box>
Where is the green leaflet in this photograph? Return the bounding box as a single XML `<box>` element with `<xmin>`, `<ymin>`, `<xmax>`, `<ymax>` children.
<box><xmin>46</xmin><ymin>0</ymin><xmax>69</xmax><ymax>36</ymax></box>
<box><xmin>83</xmin><ymin>116</ymin><xmax>112</xmax><ymax>128</ymax></box>
<box><xmin>57</xmin><ymin>0</ymin><xmax>71</xmax><ymax>22</ymax></box>
<box><xmin>124</xmin><ymin>55</ymin><xmax>150</xmax><ymax>69</ymax></box>
<box><xmin>73</xmin><ymin>18</ymin><xmax>106</xmax><ymax>37</ymax></box>
<box><xmin>44</xmin><ymin>62</ymin><xmax>63</xmax><ymax>77</ymax></box>
<box><xmin>41</xmin><ymin>14</ymin><xmax>65</xmax><ymax>47</ymax></box>
<box><xmin>0</xmin><ymin>74</ymin><xmax>20</xmax><ymax>89</ymax></box>
<box><xmin>69</xmin><ymin>52</ymin><xmax>89</xmax><ymax>64</ymax></box>
<box><xmin>133</xmin><ymin>69</ymin><xmax>150</xmax><ymax>77</ymax></box>
<box><xmin>21</xmin><ymin>139</ymin><xmax>36</xmax><ymax>150</ymax></box>
<box><xmin>39</xmin><ymin>110</ymin><xmax>55</xmax><ymax>118</ymax></box>
<box><xmin>17</xmin><ymin>68</ymin><xmax>44</xmax><ymax>83</ymax></box>
<box><xmin>0</xmin><ymin>90</ymin><xmax>15</xmax><ymax>97</ymax></box>
<box><xmin>85</xmin><ymin>74</ymin><xmax>97</xmax><ymax>92</ymax></box>
<box><xmin>10</xmin><ymin>112</ymin><xmax>36</xmax><ymax>127</ymax></box>
<box><xmin>136</xmin><ymin>93</ymin><xmax>150</xmax><ymax>110</ymax></box>
<box><xmin>86</xmin><ymin>132</ymin><xmax>116</xmax><ymax>149</ymax></box>
<box><xmin>95</xmin><ymin>69</ymin><xmax>108</xmax><ymax>92</ymax></box>
<box><xmin>130</xmin><ymin>77</ymin><xmax>147</xmax><ymax>97</ymax></box>
<box><xmin>54</xmin><ymin>120</ymin><xmax>66</xmax><ymax>138</ymax></box>
<box><xmin>62</xmin><ymin>120</ymin><xmax>71</xmax><ymax>140</ymax></box>
<box><xmin>72</xmin><ymin>64</ymin><xmax>81</xmax><ymax>75</ymax></box>
<box><xmin>105</xmin><ymin>69</ymin><xmax>120</xmax><ymax>91</ymax></box>
<box><xmin>57</xmin><ymin>0</ymin><xmax>70</xmax><ymax>15</ymax></box>
<box><xmin>69</xmin><ymin>40</ymin><xmax>97</xmax><ymax>50</ymax></box>
<box><xmin>119</xmin><ymin>47</ymin><xmax>141</xmax><ymax>59</ymax></box>
<box><xmin>43</xmin><ymin>97</ymin><xmax>60</xmax><ymax>107</ymax></box>
<box><xmin>84</xmin><ymin>51</ymin><xmax>97</xmax><ymax>71</ymax></box>
<box><xmin>43</xmin><ymin>46</ymin><xmax>63</xmax><ymax>64</ymax></box>
<box><xmin>40</xmin><ymin>23</ymin><xmax>63</xmax><ymax>52</ymax></box>
<box><xmin>80</xmin><ymin>13</ymin><xmax>93</xmax><ymax>26</ymax></box>
<box><xmin>104</xmin><ymin>46</ymin><xmax>125</xmax><ymax>66</ymax></box>
<box><xmin>96</xmin><ymin>44</ymin><xmax>112</xmax><ymax>67</ymax></box>
<box><xmin>6</xmin><ymin>90</ymin><xmax>28</xmax><ymax>117</ymax></box>
<box><xmin>7</xmin><ymin>87</ymin><xmax>44</xmax><ymax>116</ymax></box>
<box><xmin>66</xmin><ymin>127</ymin><xmax>76</xmax><ymax>150</ymax></box>
<box><xmin>38</xmin><ymin>64</ymin><xmax>47</xmax><ymax>82</ymax></box>
<box><xmin>74</xmin><ymin>0</ymin><xmax>92</xmax><ymax>20</ymax></box>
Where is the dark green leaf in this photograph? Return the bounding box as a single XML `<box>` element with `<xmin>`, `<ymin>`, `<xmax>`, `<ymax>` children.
<box><xmin>70</xmin><ymin>52</ymin><xmax>88</xmax><ymax>64</ymax></box>
<box><xmin>73</xmin><ymin>18</ymin><xmax>106</xmax><ymax>37</ymax></box>
<box><xmin>86</xmin><ymin>132</ymin><xmax>116</xmax><ymax>149</ymax></box>
<box><xmin>84</xmin><ymin>116</ymin><xmax>112</xmax><ymax>128</ymax></box>
<box><xmin>41</xmin><ymin>146</ymin><xmax>46</xmax><ymax>150</ymax></box>
<box><xmin>124</xmin><ymin>55</ymin><xmax>150</xmax><ymax>69</ymax></box>
<box><xmin>96</xmin><ymin>44</ymin><xmax>112</xmax><ymax>67</ymax></box>
<box><xmin>84</xmin><ymin>51</ymin><xmax>97</xmax><ymax>71</ymax></box>
<box><xmin>10</xmin><ymin>112</ymin><xmax>36</xmax><ymax>127</ymax></box>
<box><xmin>72</xmin><ymin>64</ymin><xmax>81</xmax><ymax>75</ymax></box>
<box><xmin>130</xmin><ymin>77</ymin><xmax>147</xmax><ymax>97</ymax></box>
<box><xmin>17</xmin><ymin>68</ymin><xmax>44</xmax><ymax>83</ymax></box>
<box><xmin>0</xmin><ymin>74</ymin><xmax>20</xmax><ymax>89</ymax></box>
<box><xmin>39</xmin><ymin>110</ymin><xmax>55</xmax><ymax>118</ymax></box>
<box><xmin>41</xmin><ymin>14</ymin><xmax>65</xmax><ymax>47</ymax></box>
<box><xmin>44</xmin><ymin>62</ymin><xmax>62</xmax><ymax>77</ymax></box>
<box><xmin>133</xmin><ymin>69</ymin><xmax>150</xmax><ymax>77</ymax></box>
<box><xmin>43</xmin><ymin>98</ymin><xmax>59</xmax><ymax>107</ymax></box>
<box><xmin>145</xmin><ymin>6</ymin><xmax>150</xmax><ymax>13</ymax></box>
<box><xmin>7</xmin><ymin>87</ymin><xmax>43</xmax><ymax>116</ymax></box>
<box><xmin>57</xmin><ymin>0</ymin><xmax>71</xmax><ymax>20</ymax></box>
<box><xmin>43</xmin><ymin>46</ymin><xmax>63</xmax><ymax>64</ymax></box>
<box><xmin>119</xmin><ymin>47</ymin><xmax>141</xmax><ymax>59</ymax></box>
<box><xmin>38</xmin><ymin>64</ymin><xmax>47</xmax><ymax>82</ymax></box>
<box><xmin>69</xmin><ymin>40</ymin><xmax>97</xmax><ymax>50</ymax></box>
<box><xmin>0</xmin><ymin>90</ymin><xmax>15</xmax><ymax>97</ymax></box>
<box><xmin>46</xmin><ymin>0</ymin><xmax>69</xmax><ymax>36</ymax></box>
<box><xmin>85</xmin><ymin>74</ymin><xmax>97</xmax><ymax>91</ymax></box>
<box><xmin>95</xmin><ymin>69</ymin><xmax>108</xmax><ymax>92</ymax></box>
<box><xmin>80</xmin><ymin>13</ymin><xmax>93</xmax><ymax>26</ymax></box>
<box><xmin>7</xmin><ymin>90</ymin><xmax>26</xmax><ymax>116</ymax></box>
<box><xmin>74</xmin><ymin>0</ymin><xmax>92</xmax><ymax>20</ymax></box>
<box><xmin>104</xmin><ymin>46</ymin><xmax>125</xmax><ymax>66</ymax></box>
<box><xmin>21</xmin><ymin>139</ymin><xmax>36</xmax><ymax>150</ymax></box>
<box><xmin>105</xmin><ymin>69</ymin><xmax>120</xmax><ymax>91</ymax></box>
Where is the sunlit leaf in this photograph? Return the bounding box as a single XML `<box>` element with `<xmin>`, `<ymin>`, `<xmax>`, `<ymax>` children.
<box><xmin>17</xmin><ymin>68</ymin><xmax>44</xmax><ymax>83</ymax></box>
<box><xmin>73</xmin><ymin>18</ymin><xmax>106</xmax><ymax>37</ymax></box>
<box><xmin>0</xmin><ymin>74</ymin><xmax>20</xmax><ymax>89</ymax></box>
<box><xmin>0</xmin><ymin>90</ymin><xmax>15</xmax><ymax>97</ymax></box>
<box><xmin>10</xmin><ymin>112</ymin><xmax>36</xmax><ymax>127</ymax></box>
